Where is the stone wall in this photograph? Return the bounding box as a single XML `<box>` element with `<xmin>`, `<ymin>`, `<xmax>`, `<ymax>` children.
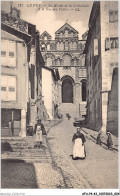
<box><xmin>40</xmin><ymin>23</ymin><xmax>87</xmax><ymax>117</ymax></box>
<box><xmin>107</xmin><ymin>68</ymin><xmax>118</xmax><ymax>136</ymax></box>
<box><xmin>1</xmin><ymin>31</ymin><xmax>28</xmax><ymax>111</ymax></box>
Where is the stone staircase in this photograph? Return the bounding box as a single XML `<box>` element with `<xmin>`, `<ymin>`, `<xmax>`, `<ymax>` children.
<box><xmin>58</xmin><ymin>103</ymin><xmax>86</xmax><ymax>119</ymax></box>
<box><xmin>1</xmin><ymin>136</ymin><xmax>52</xmax><ymax>162</ymax></box>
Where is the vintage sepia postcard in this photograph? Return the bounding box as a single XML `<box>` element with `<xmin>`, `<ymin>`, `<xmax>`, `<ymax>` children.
<box><xmin>1</xmin><ymin>0</ymin><xmax>119</xmax><ymax>195</ymax></box>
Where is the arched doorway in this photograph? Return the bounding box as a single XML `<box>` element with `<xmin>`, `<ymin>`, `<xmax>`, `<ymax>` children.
<box><xmin>62</xmin><ymin>78</ymin><xmax>73</xmax><ymax>103</ymax></box>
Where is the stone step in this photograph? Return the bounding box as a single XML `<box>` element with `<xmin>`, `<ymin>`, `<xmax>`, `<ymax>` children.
<box><xmin>58</xmin><ymin>102</ymin><xmax>87</xmax><ymax>118</ymax></box>
<box><xmin>2</xmin><ymin>153</ymin><xmax>47</xmax><ymax>158</ymax></box>
<box><xmin>2</xmin><ymin>156</ymin><xmax>49</xmax><ymax>161</ymax></box>
<box><xmin>1</xmin><ymin>137</ymin><xmax>49</xmax><ymax>157</ymax></box>
<box><xmin>59</xmin><ymin>103</ymin><xmax>79</xmax><ymax>118</ymax></box>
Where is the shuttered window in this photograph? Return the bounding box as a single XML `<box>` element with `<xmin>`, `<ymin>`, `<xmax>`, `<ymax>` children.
<box><xmin>1</xmin><ymin>40</ymin><xmax>16</xmax><ymax>67</ymax></box>
<box><xmin>109</xmin><ymin>10</ymin><xmax>118</xmax><ymax>23</ymax></box>
<box><xmin>1</xmin><ymin>75</ymin><xmax>16</xmax><ymax>101</ymax></box>
<box><xmin>105</xmin><ymin>37</ymin><xmax>118</xmax><ymax>50</ymax></box>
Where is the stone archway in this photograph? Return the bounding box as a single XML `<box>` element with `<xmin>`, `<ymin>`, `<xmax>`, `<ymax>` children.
<box><xmin>62</xmin><ymin>76</ymin><xmax>74</xmax><ymax>103</ymax></box>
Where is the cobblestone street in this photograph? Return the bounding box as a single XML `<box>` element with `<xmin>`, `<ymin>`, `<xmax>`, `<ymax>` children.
<box><xmin>1</xmin><ymin>123</ymin><xmax>65</xmax><ymax>189</ymax></box>
<box><xmin>1</xmin><ymin>0</ymin><xmax>119</xmax><ymax>193</ymax></box>
<box><xmin>47</xmin><ymin>119</ymin><xmax>118</xmax><ymax>189</ymax></box>
<box><xmin>1</xmin><ymin>119</ymin><xmax>118</xmax><ymax>189</ymax></box>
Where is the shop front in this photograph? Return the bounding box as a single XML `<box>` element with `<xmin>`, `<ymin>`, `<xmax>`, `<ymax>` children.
<box><xmin>1</xmin><ymin>109</ymin><xmax>21</xmax><ymax>137</ymax></box>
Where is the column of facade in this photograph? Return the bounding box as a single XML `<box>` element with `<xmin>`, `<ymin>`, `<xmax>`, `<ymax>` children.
<box><xmin>30</xmin><ymin>46</ymin><xmax>36</xmax><ymax>127</ymax></box>
<box><xmin>79</xmin><ymin>81</ymin><xmax>83</xmax><ymax>117</ymax></box>
<box><xmin>101</xmin><ymin>92</ymin><xmax>108</xmax><ymax>133</ymax></box>
<box><xmin>57</xmin><ymin>81</ymin><xmax>62</xmax><ymax>105</ymax></box>
<box><xmin>20</xmin><ymin>53</ymin><xmax>29</xmax><ymax>138</ymax></box>
<box><xmin>73</xmin><ymin>83</ymin><xmax>76</xmax><ymax>104</ymax></box>
<box><xmin>20</xmin><ymin>109</ymin><xmax>26</xmax><ymax>138</ymax></box>
<box><xmin>80</xmin><ymin>81</ymin><xmax>85</xmax><ymax>117</ymax></box>
<box><xmin>74</xmin><ymin>82</ymin><xmax>80</xmax><ymax>117</ymax></box>
<box><xmin>75</xmin><ymin>83</ymin><xmax>80</xmax><ymax>104</ymax></box>
<box><xmin>79</xmin><ymin>81</ymin><xmax>82</xmax><ymax>102</ymax></box>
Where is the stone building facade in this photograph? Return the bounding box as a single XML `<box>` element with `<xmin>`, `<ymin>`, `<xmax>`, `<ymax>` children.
<box><xmin>42</xmin><ymin>66</ymin><xmax>60</xmax><ymax>120</ymax></box>
<box><xmin>1</xmin><ymin>9</ymin><xmax>47</xmax><ymax>137</ymax></box>
<box><xmin>84</xmin><ymin>2</ymin><xmax>118</xmax><ymax>136</ymax></box>
<box><xmin>40</xmin><ymin>23</ymin><xmax>87</xmax><ymax>118</ymax></box>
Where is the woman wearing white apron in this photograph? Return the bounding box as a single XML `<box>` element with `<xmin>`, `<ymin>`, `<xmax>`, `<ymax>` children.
<box><xmin>72</xmin><ymin>127</ymin><xmax>86</xmax><ymax>160</ymax></box>
<box><xmin>34</xmin><ymin>119</ymin><xmax>44</xmax><ymax>147</ymax></box>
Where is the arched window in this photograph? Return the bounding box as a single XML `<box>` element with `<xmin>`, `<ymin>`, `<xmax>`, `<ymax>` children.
<box><xmin>73</xmin><ymin>58</ymin><xmax>77</xmax><ymax>66</ymax></box>
<box><xmin>51</xmin><ymin>43</ymin><xmax>55</xmax><ymax>51</ymax></box>
<box><xmin>52</xmin><ymin>59</ymin><xmax>55</xmax><ymax>66</ymax></box>
<box><xmin>41</xmin><ymin>44</ymin><xmax>46</xmax><ymax>51</ymax></box>
<box><xmin>44</xmin><ymin>36</ymin><xmax>47</xmax><ymax>41</ymax></box>
<box><xmin>65</xmin><ymin>30</ymin><xmax>68</xmax><ymax>37</ymax></box>
<box><xmin>65</xmin><ymin>41</ymin><xmax>69</xmax><ymax>50</ymax></box>
<box><xmin>60</xmin><ymin>32</ymin><xmax>63</xmax><ymax>37</ymax></box>
<box><xmin>73</xmin><ymin>42</ymin><xmax>77</xmax><ymax>50</ymax></box>
<box><xmin>69</xmin><ymin>41</ymin><xmax>73</xmax><ymax>50</ymax></box>
<box><xmin>82</xmin><ymin>80</ymin><xmax>86</xmax><ymax>101</ymax></box>
<box><xmin>71</xmin><ymin>32</ymin><xmax>73</xmax><ymax>37</ymax></box>
<box><xmin>47</xmin><ymin>57</ymin><xmax>52</xmax><ymax>67</ymax></box>
<box><xmin>60</xmin><ymin>42</ymin><xmax>64</xmax><ymax>50</ymax></box>
<box><xmin>62</xmin><ymin>78</ymin><xmax>73</xmax><ymax>103</ymax></box>
<box><xmin>56</xmin><ymin>58</ymin><xmax>61</xmax><ymax>66</ymax></box>
<box><xmin>47</xmin><ymin>44</ymin><xmax>50</xmax><ymax>50</ymax></box>
<box><xmin>57</xmin><ymin>42</ymin><xmax>60</xmax><ymax>50</ymax></box>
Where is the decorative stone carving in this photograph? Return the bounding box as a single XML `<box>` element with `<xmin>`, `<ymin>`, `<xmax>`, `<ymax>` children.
<box><xmin>40</xmin><ymin>31</ymin><xmax>52</xmax><ymax>41</ymax></box>
<box><xmin>63</xmin><ymin>66</ymin><xmax>71</xmax><ymax>70</ymax></box>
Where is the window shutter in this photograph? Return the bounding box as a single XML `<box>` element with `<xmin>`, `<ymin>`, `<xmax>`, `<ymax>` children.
<box><xmin>109</xmin><ymin>10</ymin><xmax>118</xmax><ymax>23</ymax></box>
<box><xmin>109</xmin><ymin>11</ymin><xmax>114</xmax><ymax>22</ymax></box>
<box><xmin>105</xmin><ymin>38</ymin><xmax>110</xmax><ymax>51</ymax></box>
<box><xmin>8</xmin><ymin>41</ymin><xmax>16</xmax><ymax>67</ymax></box>
<box><xmin>1</xmin><ymin>75</ymin><xmax>16</xmax><ymax>101</ymax></box>
<box><xmin>114</xmin><ymin>11</ymin><xmax>118</xmax><ymax>22</ymax></box>
<box><xmin>115</xmin><ymin>39</ymin><xmax>118</xmax><ymax>48</ymax></box>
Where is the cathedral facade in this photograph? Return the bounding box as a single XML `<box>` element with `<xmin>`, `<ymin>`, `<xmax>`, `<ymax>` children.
<box><xmin>40</xmin><ymin>23</ymin><xmax>87</xmax><ymax>118</ymax></box>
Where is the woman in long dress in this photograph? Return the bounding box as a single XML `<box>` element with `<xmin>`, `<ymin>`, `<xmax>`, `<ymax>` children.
<box><xmin>34</xmin><ymin>119</ymin><xmax>44</xmax><ymax>147</ymax></box>
<box><xmin>72</xmin><ymin>127</ymin><xmax>86</xmax><ymax>160</ymax></box>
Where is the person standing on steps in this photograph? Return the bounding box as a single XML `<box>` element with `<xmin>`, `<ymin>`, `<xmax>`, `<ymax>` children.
<box><xmin>106</xmin><ymin>132</ymin><xmax>113</xmax><ymax>150</ymax></box>
<box><xmin>34</xmin><ymin>119</ymin><xmax>46</xmax><ymax>148</ymax></box>
<box><xmin>96</xmin><ymin>131</ymin><xmax>102</xmax><ymax>145</ymax></box>
<box><xmin>72</xmin><ymin>127</ymin><xmax>86</xmax><ymax>160</ymax></box>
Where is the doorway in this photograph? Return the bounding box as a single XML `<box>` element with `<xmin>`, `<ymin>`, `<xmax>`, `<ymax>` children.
<box><xmin>62</xmin><ymin>79</ymin><xmax>73</xmax><ymax>103</ymax></box>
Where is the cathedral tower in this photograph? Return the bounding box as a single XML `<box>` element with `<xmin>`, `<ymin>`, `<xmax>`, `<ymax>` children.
<box><xmin>40</xmin><ymin>23</ymin><xmax>87</xmax><ymax>118</ymax></box>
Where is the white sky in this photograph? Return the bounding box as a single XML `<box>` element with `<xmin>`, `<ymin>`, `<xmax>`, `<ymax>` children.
<box><xmin>1</xmin><ymin>1</ymin><xmax>93</xmax><ymax>39</ymax></box>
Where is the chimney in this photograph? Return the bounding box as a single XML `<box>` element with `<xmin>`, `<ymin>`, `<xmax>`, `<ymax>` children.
<box><xmin>11</xmin><ymin>7</ymin><xmax>21</xmax><ymax>18</ymax></box>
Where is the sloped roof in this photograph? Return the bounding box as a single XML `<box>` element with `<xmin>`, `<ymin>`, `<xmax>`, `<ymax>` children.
<box><xmin>40</xmin><ymin>31</ymin><xmax>52</xmax><ymax>39</ymax></box>
<box><xmin>1</xmin><ymin>30</ymin><xmax>24</xmax><ymax>42</ymax></box>
<box><xmin>1</xmin><ymin>10</ymin><xmax>34</xmax><ymax>43</ymax></box>
<box><xmin>55</xmin><ymin>23</ymin><xmax>78</xmax><ymax>34</ymax></box>
<box><xmin>82</xmin><ymin>30</ymin><xmax>88</xmax><ymax>37</ymax></box>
